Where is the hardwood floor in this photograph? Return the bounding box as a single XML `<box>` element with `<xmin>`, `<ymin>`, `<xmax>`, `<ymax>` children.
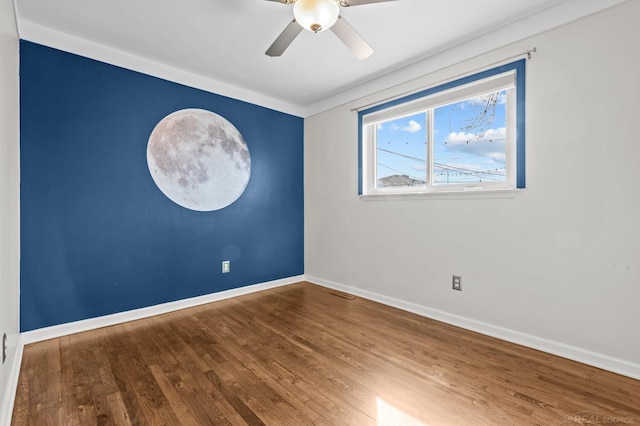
<box><xmin>11</xmin><ymin>282</ymin><xmax>640</xmax><ymax>425</ymax></box>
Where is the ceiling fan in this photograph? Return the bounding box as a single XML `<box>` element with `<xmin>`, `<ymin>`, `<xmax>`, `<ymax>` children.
<box><xmin>265</xmin><ymin>0</ymin><xmax>399</xmax><ymax>59</ymax></box>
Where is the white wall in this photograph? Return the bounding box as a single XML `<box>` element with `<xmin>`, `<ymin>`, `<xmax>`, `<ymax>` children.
<box><xmin>0</xmin><ymin>0</ymin><xmax>20</xmax><ymax>421</ymax></box>
<box><xmin>305</xmin><ymin>0</ymin><xmax>640</xmax><ymax>378</ymax></box>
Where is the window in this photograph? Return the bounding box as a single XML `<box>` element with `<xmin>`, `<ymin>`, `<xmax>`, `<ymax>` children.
<box><xmin>359</xmin><ymin>60</ymin><xmax>525</xmax><ymax>196</ymax></box>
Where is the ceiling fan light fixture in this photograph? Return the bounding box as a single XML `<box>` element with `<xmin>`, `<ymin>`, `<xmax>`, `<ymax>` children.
<box><xmin>293</xmin><ymin>0</ymin><xmax>339</xmax><ymax>33</ymax></box>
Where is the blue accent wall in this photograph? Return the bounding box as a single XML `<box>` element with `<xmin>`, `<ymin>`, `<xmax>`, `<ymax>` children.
<box><xmin>20</xmin><ymin>41</ymin><xmax>304</xmax><ymax>331</ymax></box>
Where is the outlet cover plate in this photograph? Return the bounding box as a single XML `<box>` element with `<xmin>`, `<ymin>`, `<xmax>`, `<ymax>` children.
<box><xmin>222</xmin><ymin>260</ymin><xmax>231</xmax><ymax>273</ymax></box>
<box><xmin>452</xmin><ymin>275</ymin><xmax>462</xmax><ymax>291</ymax></box>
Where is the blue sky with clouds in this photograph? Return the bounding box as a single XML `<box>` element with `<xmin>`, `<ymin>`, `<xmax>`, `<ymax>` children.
<box><xmin>375</xmin><ymin>90</ymin><xmax>507</xmax><ymax>186</ymax></box>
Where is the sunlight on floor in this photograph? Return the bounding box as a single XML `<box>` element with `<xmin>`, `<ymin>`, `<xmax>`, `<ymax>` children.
<box><xmin>376</xmin><ymin>397</ymin><xmax>428</xmax><ymax>426</ymax></box>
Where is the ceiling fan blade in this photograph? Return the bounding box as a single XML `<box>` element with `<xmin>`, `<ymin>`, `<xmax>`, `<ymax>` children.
<box><xmin>266</xmin><ymin>20</ymin><xmax>303</xmax><ymax>57</ymax></box>
<box><xmin>330</xmin><ymin>16</ymin><xmax>374</xmax><ymax>59</ymax></box>
<box><xmin>338</xmin><ymin>0</ymin><xmax>399</xmax><ymax>6</ymax></box>
<box><xmin>264</xmin><ymin>0</ymin><xmax>294</xmax><ymax>4</ymax></box>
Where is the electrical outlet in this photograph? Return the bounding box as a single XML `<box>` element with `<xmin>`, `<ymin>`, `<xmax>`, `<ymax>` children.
<box><xmin>222</xmin><ymin>260</ymin><xmax>231</xmax><ymax>273</ymax></box>
<box><xmin>452</xmin><ymin>275</ymin><xmax>462</xmax><ymax>291</ymax></box>
<box><xmin>2</xmin><ymin>333</ymin><xmax>7</xmax><ymax>364</ymax></box>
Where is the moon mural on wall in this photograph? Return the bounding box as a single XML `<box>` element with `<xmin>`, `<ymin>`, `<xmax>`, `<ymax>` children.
<box><xmin>147</xmin><ymin>108</ymin><xmax>251</xmax><ymax>211</ymax></box>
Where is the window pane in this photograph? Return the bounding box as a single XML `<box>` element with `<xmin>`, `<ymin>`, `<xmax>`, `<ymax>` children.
<box><xmin>433</xmin><ymin>90</ymin><xmax>507</xmax><ymax>185</ymax></box>
<box><xmin>375</xmin><ymin>112</ymin><xmax>427</xmax><ymax>188</ymax></box>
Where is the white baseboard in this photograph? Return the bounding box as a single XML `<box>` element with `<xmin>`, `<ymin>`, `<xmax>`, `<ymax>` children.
<box><xmin>4</xmin><ymin>276</ymin><xmax>303</xmax><ymax>424</ymax></box>
<box><xmin>12</xmin><ymin>271</ymin><xmax>638</xmax><ymax>426</ymax></box>
<box><xmin>1</xmin><ymin>333</ymin><xmax>24</xmax><ymax>426</ymax></box>
<box><xmin>306</xmin><ymin>275</ymin><xmax>640</xmax><ymax>381</ymax></box>
<box><xmin>22</xmin><ymin>275</ymin><xmax>304</xmax><ymax>345</ymax></box>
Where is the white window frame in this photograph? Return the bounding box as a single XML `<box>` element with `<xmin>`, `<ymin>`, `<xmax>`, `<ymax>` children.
<box><xmin>358</xmin><ymin>60</ymin><xmax>526</xmax><ymax>197</ymax></box>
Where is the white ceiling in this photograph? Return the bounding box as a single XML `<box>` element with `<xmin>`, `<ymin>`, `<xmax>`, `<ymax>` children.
<box><xmin>13</xmin><ymin>0</ymin><xmax>627</xmax><ymax>116</ymax></box>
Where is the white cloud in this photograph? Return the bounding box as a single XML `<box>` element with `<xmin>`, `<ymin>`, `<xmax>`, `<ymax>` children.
<box><xmin>446</xmin><ymin>127</ymin><xmax>506</xmax><ymax>144</ymax></box>
<box><xmin>402</xmin><ymin>120</ymin><xmax>422</xmax><ymax>133</ymax></box>
<box><xmin>444</xmin><ymin>127</ymin><xmax>507</xmax><ymax>164</ymax></box>
<box><xmin>486</xmin><ymin>152</ymin><xmax>506</xmax><ymax>162</ymax></box>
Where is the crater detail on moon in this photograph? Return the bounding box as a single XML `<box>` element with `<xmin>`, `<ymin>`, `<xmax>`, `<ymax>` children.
<box><xmin>147</xmin><ymin>108</ymin><xmax>251</xmax><ymax>211</ymax></box>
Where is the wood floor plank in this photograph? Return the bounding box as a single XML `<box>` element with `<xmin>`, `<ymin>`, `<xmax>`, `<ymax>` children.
<box><xmin>12</xmin><ymin>282</ymin><xmax>640</xmax><ymax>425</ymax></box>
<box><xmin>59</xmin><ymin>336</ymin><xmax>82</xmax><ymax>426</ymax></box>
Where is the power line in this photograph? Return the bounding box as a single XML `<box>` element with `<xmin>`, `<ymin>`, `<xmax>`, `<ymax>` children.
<box><xmin>440</xmin><ymin>138</ymin><xmax>506</xmax><ymax>145</ymax></box>
<box><xmin>377</xmin><ymin>147</ymin><xmax>425</xmax><ymax>163</ymax></box>
<box><xmin>377</xmin><ymin>146</ymin><xmax>505</xmax><ymax>181</ymax></box>
<box><xmin>434</xmin><ymin>162</ymin><xmax>505</xmax><ymax>178</ymax></box>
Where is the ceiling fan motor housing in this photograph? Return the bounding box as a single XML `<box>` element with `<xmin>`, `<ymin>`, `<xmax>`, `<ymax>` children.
<box><xmin>293</xmin><ymin>0</ymin><xmax>340</xmax><ymax>33</ymax></box>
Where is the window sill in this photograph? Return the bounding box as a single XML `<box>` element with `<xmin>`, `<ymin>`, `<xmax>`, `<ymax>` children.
<box><xmin>359</xmin><ymin>187</ymin><xmax>521</xmax><ymax>201</ymax></box>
